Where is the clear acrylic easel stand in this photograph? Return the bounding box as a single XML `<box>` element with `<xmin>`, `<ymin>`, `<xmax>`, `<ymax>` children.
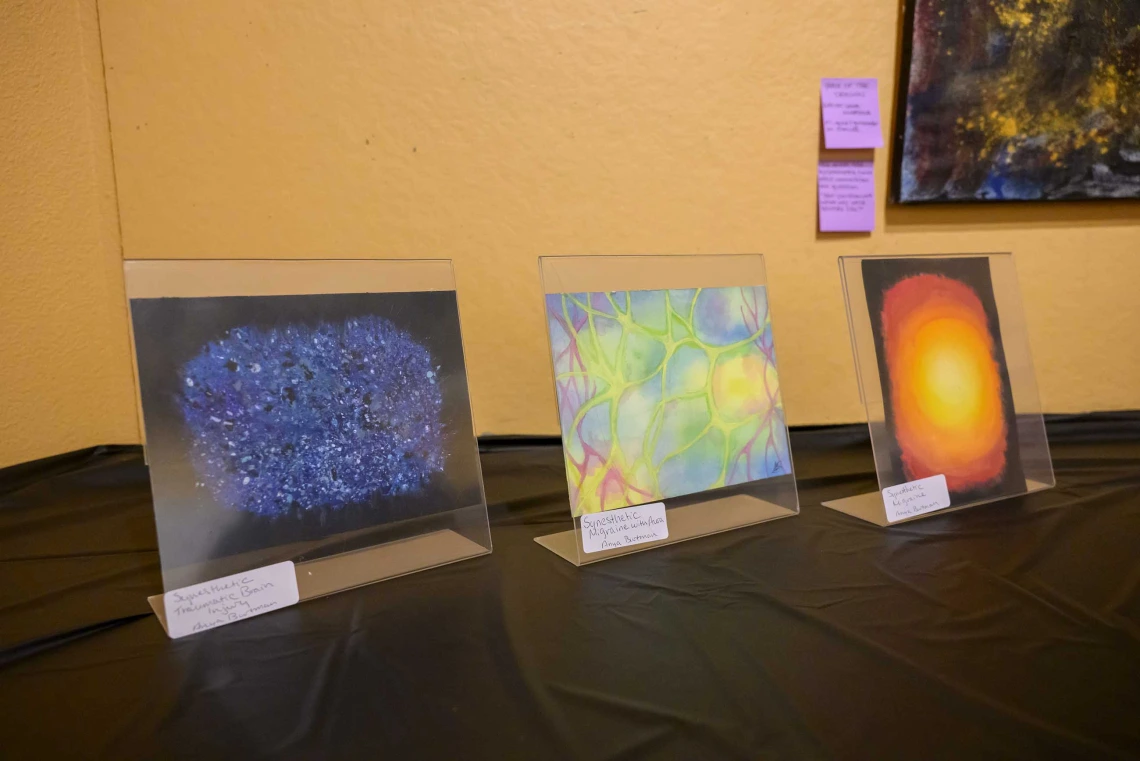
<box><xmin>124</xmin><ymin>259</ymin><xmax>492</xmax><ymax>632</ymax></box>
<box><xmin>822</xmin><ymin>253</ymin><xmax>1054</xmax><ymax>526</ymax></box>
<box><xmin>535</xmin><ymin>254</ymin><xmax>800</xmax><ymax>565</ymax></box>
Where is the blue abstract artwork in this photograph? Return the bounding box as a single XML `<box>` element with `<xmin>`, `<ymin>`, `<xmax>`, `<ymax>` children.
<box><xmin>179</xmin><ymin>316</ymin><xmax>445</xmax><ymax>517</ymax></box>
<box><xmin>130</xmin><ymin>289</ymin><xmax>483</xmax><ymax>587</ymax></box>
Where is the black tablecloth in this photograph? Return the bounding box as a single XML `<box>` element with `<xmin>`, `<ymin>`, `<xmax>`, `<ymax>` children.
<box><xmin>2</xmin><ymin>414</ymin><xmax>1139</xmax><ymax>760</ymax></box>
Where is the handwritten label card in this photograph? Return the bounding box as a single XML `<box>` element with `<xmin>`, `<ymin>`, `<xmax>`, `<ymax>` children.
<box><xmin>882</xmin><ymin>475</ymin><xmax>951</xmax><ymax>523</ymax></box>
<box><xmin>163</xmin><ymin>561</ymin><xmax>299</xmax><ymax>638</ymax></box>
<box><xmin>580</xmin><ymin>502</ymin><xmax>669</xmax><ymax>553</ymax></box>
<box><xmin>819</xmin><ymin>161</ymin><xmax>875</xmax><ymax>232</ymax></box>
<box><xmin>820</xmin><ymin>78</ymin><xmax>883</xmax><ymax>149</ymax></box>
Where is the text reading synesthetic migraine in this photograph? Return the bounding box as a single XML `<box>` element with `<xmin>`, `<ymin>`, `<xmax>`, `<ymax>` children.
<box><xmin>580</xmin><ymin>503</ymin><xmax>669</xmax><ymax>553</ymax></box>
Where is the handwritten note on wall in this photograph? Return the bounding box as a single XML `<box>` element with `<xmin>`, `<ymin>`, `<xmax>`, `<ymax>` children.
<box><xmin>580</xmin><ymin>502</ymin><xmax>669</xmax><ymax>553</ymax></box>
<box><xmin>821</xmin><ymin>78</ymin><xmax>883</xmax><ymax>149</ymax></box>
<box><xmin>882</xmin><ymin>475</ymin><xmax>951</xmax><ymax>523</ymax></box>
<box><xmin>163</xmin><ymin>561</ymin><xmax>300</xmax><ymax>638</ymax></box>
<box><xmin>818</xmin><ymin>161</ymin><xmax>875</xmax><ymax>232</ymax></box>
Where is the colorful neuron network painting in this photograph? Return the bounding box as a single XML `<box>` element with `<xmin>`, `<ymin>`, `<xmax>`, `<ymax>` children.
<box><xmin>131</xmin><ymin>290</ymin><xmax>483</xmax><ymax>588</ymax></box>
<box><xmin>545</xmin><ymin>286</ymin><xmax>791</xmax><ymax>516</ymax></box>
<box><xmin>895</xmin><ymin>0</ymin><xmax>1140</xmax><ymax>202</ymax></box>
<box><xmin>862</xmin><ymin>257</ymin><xmax>1026</xmax><ymax>504</ymax></box>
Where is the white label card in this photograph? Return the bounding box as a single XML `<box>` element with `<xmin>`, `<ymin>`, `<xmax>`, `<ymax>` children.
<box><xmin>882</xmin><ymin>474</ymin><xmax>951</xmax><ymax>523</ymax></box>
<box><xmin>163</xmin><ymin>561</ymin><xmax>299</xmax><ymax>639</ymax></box>
<box><xmin>580</xmin><ymin>502</ymin><xmax>669</xmax><ymax>553</ymax></box>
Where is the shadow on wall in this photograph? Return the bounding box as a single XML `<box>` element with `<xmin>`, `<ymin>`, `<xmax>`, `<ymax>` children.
<box><xmin>884</xmin><ymin>200</ymin><xmax>1140</xmax><ymax>233</ymax></box>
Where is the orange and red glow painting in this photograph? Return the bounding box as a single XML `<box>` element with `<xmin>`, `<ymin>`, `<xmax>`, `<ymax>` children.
<box><xmin>863</xmin><ymin>258</ymin><xmax>1023</xmax><ymax>501</ymax></box>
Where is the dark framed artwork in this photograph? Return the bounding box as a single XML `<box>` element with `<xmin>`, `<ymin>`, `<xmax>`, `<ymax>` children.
<box><xmin>893</xmin><ymin>0</ymin><xmax>1140</xmax><ymax>203</ymax></box>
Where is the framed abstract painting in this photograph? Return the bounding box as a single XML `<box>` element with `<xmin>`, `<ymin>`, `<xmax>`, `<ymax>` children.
<box><xmin>536</xmin><ymin>254</ymin><xmax>799</xmax><ymax>566</ymax></box>
<box><xmin>125</xmin><ymin>259</ymin><xmax>491</xmax><ymax>618</ymax></box>
<box><xmin>893</xmin><ymin>0</ymin><xmax>1140</xmax><ymax>202</ymax></box>
<box><xmin>826</xmin><ymin>254</ymin><xmax>1054</xmax><ymax>525</ymax></box>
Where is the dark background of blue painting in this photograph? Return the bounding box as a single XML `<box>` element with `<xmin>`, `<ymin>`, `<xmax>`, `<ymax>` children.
<box><xmin>130</xmin><ymin>290</ymin><xmax>483</xmax><ymax>579</ymax></box>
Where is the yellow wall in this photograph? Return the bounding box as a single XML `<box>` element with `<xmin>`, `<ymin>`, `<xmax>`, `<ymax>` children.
<box><xmin>4</xmin><ymin>1</ymin><xmax>1140</xmax><ymax>466</ymax></box>
<box><xmin>0</xmin><ymin>0</ymin><xmax>138</xmax><ymax>468</ymax></box>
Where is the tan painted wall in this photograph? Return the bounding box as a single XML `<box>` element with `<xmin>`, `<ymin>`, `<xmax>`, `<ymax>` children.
<box><xmin>3</xmin><ymin>1</ymin><xmax>1139</xmax><ymax>467</ymax></box>
<box><xmin>0</xmin><ymin>0</ymin><xmax>138</xmax><ymax>468</ymax></box>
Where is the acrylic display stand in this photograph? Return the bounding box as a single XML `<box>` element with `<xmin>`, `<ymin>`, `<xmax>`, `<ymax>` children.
<box><xmin>536</xmin><ymin>254</ymin><xmax>800</xmax><ymax>566</ymax></box>
<box><xmin>124</xmin><ymin>259</ymin><xmax>492</xmax><ymax>634</ymax></box>
<box><xmin>823</xmin><ymin>253</ymin><xmax>1054</xmax><ymax>526</ymax></box>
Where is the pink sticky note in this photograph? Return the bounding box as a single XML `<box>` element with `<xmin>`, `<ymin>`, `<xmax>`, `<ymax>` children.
<box><xmin>818</xmin><ymin>161</ymin><xmax>875</xmax><ymax>232</ymax></box>
<box><xmin>821</xmin><ymin>78</ymin><xmax>884</xmax><ymax>149</ymax></box>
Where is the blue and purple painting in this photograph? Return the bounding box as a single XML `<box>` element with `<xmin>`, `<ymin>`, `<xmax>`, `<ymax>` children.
<box><xmin>179</xmin><ymin>316</ymin><xmax>445</xmax><ymax>517</ymax></box>
<box><xmin>130</xmin><ymin>290</ymin><xmax>482</xmax><ymax>587</ymax></box>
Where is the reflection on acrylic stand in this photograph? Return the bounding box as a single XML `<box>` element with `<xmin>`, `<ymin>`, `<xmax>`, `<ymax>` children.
<box><xmin>535</xmin><ymin>255</ymin><xmax>800</xmax><ymax>566</ymax></box>
<box><xmin>823</xmin><ymin>253</ymin><xmax>1054</xmax><ymax>526</ymax></box>
<box><xmin>124</xmin><ymin>259</ymin><xmax>491</xmax><ymax>635</ymax></box>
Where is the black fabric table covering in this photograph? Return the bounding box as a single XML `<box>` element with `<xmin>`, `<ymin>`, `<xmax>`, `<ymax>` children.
<box><xmin>2</xmin><ymin>414</ymin><xmax>1139</xmax><ymax>760</ymax></box>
